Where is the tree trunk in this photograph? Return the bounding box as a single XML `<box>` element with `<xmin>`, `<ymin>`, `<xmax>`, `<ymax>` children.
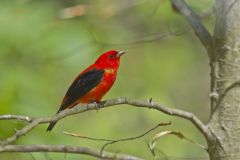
<box><xmin>208</xmin><ymin>0</ymin><xmax>240</xmax><ymax>159</ymax></box>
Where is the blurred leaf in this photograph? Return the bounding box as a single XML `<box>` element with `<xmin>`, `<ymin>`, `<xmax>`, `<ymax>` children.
<box><xmin>149</xmin><ymin>130</ymin><xmax>207</xmax><ymax>158</ymax></box>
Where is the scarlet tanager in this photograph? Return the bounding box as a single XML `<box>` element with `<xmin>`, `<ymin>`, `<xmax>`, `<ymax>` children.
<box><xmin>47</xmin><ymin>50</ymin><xmax>125</xmax><ymax>131</ymax></box>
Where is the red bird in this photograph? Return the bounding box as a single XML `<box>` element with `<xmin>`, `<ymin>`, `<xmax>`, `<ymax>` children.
<box><xmin>47</xmin><ymin>50</ymin><xmax>125</xmax><ymax>131</ymax></box>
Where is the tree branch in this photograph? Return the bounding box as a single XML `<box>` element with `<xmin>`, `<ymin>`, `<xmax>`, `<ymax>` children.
<box><xmin>0</xmin><ymin>97</ymin><xmax>212</xmax><ymax>146</ymax></box>
<box><xmin>171</xmin><ymin>0</ymin><xmax>213</xmax><ymax>54</ymax></box>
<box><xmin>0</xmin><ymin>115</ymin><xmax>33</xmax><ymax>122</ymax></box>
<box><xmin>0</xmin><ymin>144</ymin><xmax>143</xmax><ymax>160</ymax></box>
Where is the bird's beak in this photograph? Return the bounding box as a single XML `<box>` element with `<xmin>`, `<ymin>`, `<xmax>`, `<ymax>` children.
<box><xmin>117</xmin><ymin>51</ymin><xmax>126</xmax><ymax>57</ymax></box>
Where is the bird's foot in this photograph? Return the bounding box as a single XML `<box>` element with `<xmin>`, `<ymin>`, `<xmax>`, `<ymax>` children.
<box><xmin>93</xmin><ymin>101</ymin><xmax>106</xmax><ymax>112</ymax></box>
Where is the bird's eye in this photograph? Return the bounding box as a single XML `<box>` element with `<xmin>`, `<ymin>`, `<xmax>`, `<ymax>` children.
<box><xmin>109</xmin><ymin>54</ymin><xmax>114</xmax><ymax>58</ymax></box>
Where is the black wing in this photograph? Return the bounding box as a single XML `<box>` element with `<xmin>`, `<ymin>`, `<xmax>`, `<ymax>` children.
<box><xmin>58</xmin><ymin>69</ymin><xmax>104</xmax><ymax>112</ymax></box>
<box><xmin>46</xmin><ymin>69</ymin><xmax>104</xmax><ymax>132</ymax></box>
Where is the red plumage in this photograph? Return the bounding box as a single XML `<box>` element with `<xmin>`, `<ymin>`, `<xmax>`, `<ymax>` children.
<box><xmin>47</xmin><ymin>50</ymin><xmax>125</xmax><ymax>131</ymax></box>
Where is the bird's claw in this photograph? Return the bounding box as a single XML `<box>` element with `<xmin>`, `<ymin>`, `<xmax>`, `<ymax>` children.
<box><xmin>93</xmin><ymin>101</ymin><xmax>106</xmax><ymax>112</ymax></box>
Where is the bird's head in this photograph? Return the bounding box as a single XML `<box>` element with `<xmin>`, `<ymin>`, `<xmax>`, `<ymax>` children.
<box><xmin>94</xmin><ymin>50</ymin><xmax>125</xmax><ymax>69</ymax></box>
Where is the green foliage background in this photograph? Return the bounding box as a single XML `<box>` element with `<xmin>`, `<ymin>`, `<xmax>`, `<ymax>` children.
<box><xmin>0</xmin><ymin>0</ymin><xmax>213</xmax><ymax>159</ymax></box>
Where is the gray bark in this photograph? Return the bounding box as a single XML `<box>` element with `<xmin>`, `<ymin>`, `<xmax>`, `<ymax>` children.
<box><xmin>208</xmin><ymin>0</ymin><xmax>240</xmax><ymax>159</ymax></box>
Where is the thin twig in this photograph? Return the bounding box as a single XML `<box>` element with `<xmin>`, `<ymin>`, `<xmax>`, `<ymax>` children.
<box><xmin>64</xmin><ymin>122</ymin><xmax>171</xmax><ymax>155</ymax></box>
<box><xmin>63</xmin><ymin>131</ymin><xmax>112</xmax><ymax>142</ymax></box>
<box><xmin>93</xmin><ymin>31</ymin><xmax>180</xmax><ymax>47</ymax></box>
<box><xmin>100</xmin><ymin>122</ymin><xmax>171</xmax><ymax>155</ymax></box>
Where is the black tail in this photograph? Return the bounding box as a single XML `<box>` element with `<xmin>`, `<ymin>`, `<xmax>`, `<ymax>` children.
<box><xmin>46</xmin><ymin>121</ymin><xmax>58</xmax><ymax>132</ymax></box>
<box><xmin>47</xmin><ymin>106</ymin><xmax>65</xmax><ymax>132</ymax></box>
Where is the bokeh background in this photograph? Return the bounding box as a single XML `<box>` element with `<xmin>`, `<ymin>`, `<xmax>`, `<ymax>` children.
<box><xmin>0</xmin><ymin>0</ymin><xmax>214</xmax><ymax>159</ymax></box>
